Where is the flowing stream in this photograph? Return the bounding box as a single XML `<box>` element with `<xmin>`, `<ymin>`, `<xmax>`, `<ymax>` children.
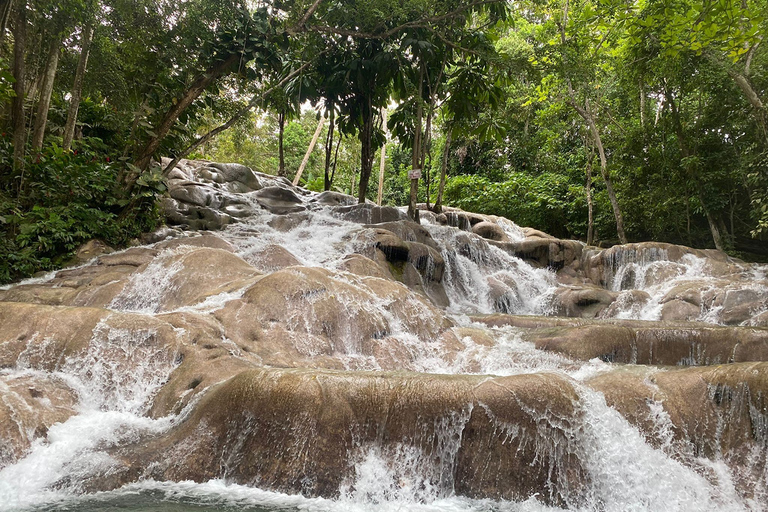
<box><xmin>0</xmin><ymin>196</ymin><xmax>764</xmax><ymax>512</ymax></box>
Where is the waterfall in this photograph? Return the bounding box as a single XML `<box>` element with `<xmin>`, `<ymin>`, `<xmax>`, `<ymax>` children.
<box><xmin>1</xmin><ymin>162</ymin><xmax>766</xmax><ymax>512</ymax></box>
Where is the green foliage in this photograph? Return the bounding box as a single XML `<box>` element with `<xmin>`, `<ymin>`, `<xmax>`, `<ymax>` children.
<box><xmin>0</xmin><ymin>139</ymin><xmax>162</xmax><ymax>284</ymax></box>
<box><xmin>443</xmin><ymin>173</ymin><xmax>588</xmax><ymax>239</ymax></box>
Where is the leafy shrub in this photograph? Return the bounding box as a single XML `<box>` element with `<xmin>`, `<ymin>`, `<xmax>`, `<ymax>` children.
<box><xmin>443</xmin><ymin>172</ymin><xmax>589</xmax><ymax>239</ymax></box>
<box><xmin>0</xmin><ymin>139</ymin><xmax>164</xmax><ymax>284</ymax></box>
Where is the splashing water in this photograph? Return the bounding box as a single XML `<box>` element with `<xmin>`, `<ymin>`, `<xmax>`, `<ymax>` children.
<box><xmin>0</xmin><ymin>320</ymin><xmax>180</xmax><ymax>510</ymax></box>
<box><xmin>426</xmin><ymin>225</ymin><xmax>557</xmax><ymax>315</ymax></box>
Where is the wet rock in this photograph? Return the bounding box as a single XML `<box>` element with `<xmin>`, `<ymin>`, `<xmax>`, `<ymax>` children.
<box><xmin>0</xmin><ymin>373</ymin><xmax>78</xmax><ymax>469</ymax></box>
<box><xmin>267</xmin><ymin>211</ymin><xmax>311</xmax><ymax>232</ymax></box>
<box><xmin>245</xmin><ymin>244</ymin><xmax>301</xmax><ymax>272</ymax></box>
<box><xmin>0</xmin><ymin>284</ymin><xmax>79</xmax><ymax>306</ymax></box>
<box><xmin>588</xmin><ymin>363</ymin><xmax>768</xmax><ymax>502</ymax></box>
<box><xmin>551</xmin><ymin>286</ymin><xmax>619</xmax><ymax>318</ymax></box>
<box><xmin>126</xmin><ymin>247</ymin><xmax>259</xmax><ymax>312</ymax></box>
<box><xmin>239</xmin><ymin>266</ymin><xmax>448</xmax><ymax>351</ymax></box>
<box><xmin>472</xmin><ymin>221</ymin><xmax>507</xmax><ymax>241</ymax></box>
<box><xmin>154</xmin><ymin>233</ymin><xmax>236</xmax><ymax>253</ymax></box>
<box><xmin>335</xmin><ymin>203</ymin><xmax>408</xmax><ymax>224</ymax></box>
<box><xmin>74</xmin><ymin>240</ymin><xmax>114</xmax><ymax>263</ymax></box>
<box><xmin>98</xmin><ymin>247</ymin><xmax>160</xmax><ymax>267</ymax></box>
<box><xmin>472</xmin><ymin>314</ymin><xmax>768</xmax><ymax>365</ymax></box>
<box><xmin>311</xmin><ymin>190</ymin><xmax>357</xmax><ymax>206</ymax></box>
<box><xmin>105</xmin><ymin>369</ymin><xmax>585</xmax><ymax>506</ymax></box>
<box><xmin>205</xmin><ymin>162</ymin><xmax>262</xmax><ymax>191</ymax></box>
<box><xmin>495</xmin><ymin>238</ymin><xmax>583</xmax><ymax>270</ymax></box>
<box><xmin>660</xmin><ymin>299</ymin><xmax>700</xmax><ymax>322</ymax></box>
<box><xmin>162</xmin><ymin>197</ymin><xmax>235</xmax><ymax>231</ymax></box>
<box><xmin>339</xmin><ymin>254</ymin><xmax>393</xmax><ymax>280</ymax></box>
<box><xmin>253</xmin><ymin>186</ymin><xmax>306</xmax><ymax>214</ymax></box>
<box><xmin>599</xmin><ymin>289</ymin><xmax>652</xmax><ymax>318</ymax></box>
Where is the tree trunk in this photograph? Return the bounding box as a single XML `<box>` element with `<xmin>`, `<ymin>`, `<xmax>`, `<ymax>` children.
<box><xmin>376</xmin><ymin>108</ymin><xmax>387</xmax><ymax>205</ymax></box>
<box><xmin>422</xmin><ymin>102</ymin><xmax>433</xmax><ymax>209</ymax></box>
<box><xmin>0</xmin><ymin>0</ymin><xmax>13</xmax><ymax>47</ymax></box>
<box><xmin>293</xmin><ymin>116</ymin><xmax>324</xmax><ymax>186</ymax></box>
<box><xmin>586</xmin><ymin>142</ymin><xmax>594</xmax><ymax>246</ymax></box>
<box><xmin>665</xmin><ymin>87</ymin><xmax>727</xmax><ymax>251</ymax></box>
<box><xmin>62</xmin><ymin>21</ymin><xmax>94</xmax><ymax>151</ymax></box>
<box><xmin>277</xmin><ymin>111</ymin><xmax>286</xmax><ymax>177</ymax></box>
<box><xmin>407</xmin><ymin>68</ymin><xmax>424</xmax><ymax>221</ymax></box>
<box><xmin>357</xmin><ymin>96</ymin><xmax>374</xmax><ymax>204</ymax></box>
<box><xmin>132</xmin><ymin>52</ymin><xmax>240</xmax><ymax>174</ymax></box>
<box><xmin>324</xmin><ymin>105</ymin><xmax>335</xmax><ymax>190</ymax></box>
<box><xmin>569</xmin><ymin>100</ymin><xmax>627</xmax><ymax>244</ymax></box>
<box><xmin>638</xmin><ymin>77</ymin><xmax>646</xmax><ymax>129</ymax></box>
<box><xmin>10</xmin><ymin>1</ymin><xmax>25</xmax><ymax>175</ymax></box>
<box><xmin>31</xmin><ymin>36</ymin><xmax>61</xmax><ymax>151</ymax></box>
<box><xmin>727</xmin><ymin>69</ymin><xmax>768</xmax><ymax>145</ymax></box>
<box><xmin>432</xmin><ymin>126</ymin><xmax>452</xmax><ymax>214</ymax></box>
<box><xmin>162</xmin><ymin>60</ymin><xmax>315</xmax><ymax>176</ymax></box>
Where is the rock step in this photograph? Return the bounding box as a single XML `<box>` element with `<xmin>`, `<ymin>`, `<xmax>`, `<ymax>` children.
<box><xmin>474</xmin><ymin>314</ymin><xmax>768</xmax><ymax>365</ymax></box>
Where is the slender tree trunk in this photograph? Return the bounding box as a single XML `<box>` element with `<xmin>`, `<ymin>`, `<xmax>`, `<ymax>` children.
<box><xmin>277</xmin><ymin>111</ymin><xmax>286</xmax><ymax>177</ymax></box>
<box><xmin>639</xmin><ymin>77</ymin><xmax>646</xmax><ymax>129</ymax></box>
<box><xmin>62</xmin><ymin>21</ymin><xmax>94</xmax><ymax>151</ymax></box>
<box><xmin>293</xmin><ymin>116</ymin><xmax>324</xmax><ymax>186</ymax></box>
<box><xmin>357</xmin><ymin>96</ymin><xmax>374</xmax><ymax>204</ymax></box>
<box><xmin>324</xmin><ymin>105</ymin><xmax>335</xmax><ymax>190</ymax></box>
<box><xmin>10</xmin><ymin>1</ymin><xmax>26</xmax><ymax>175</ymax></box>
<box><xmin>422</xmin><ymin>102</ymin><xmax>433</xmax><ymax>209</ymax></box>
<box><xmin>665</xmin><ymin>87</ymin><xmax>727</xmax><ymax>251</ymax></box>
<box><xmin>330</xmin><ymin>133</ymin><xmax>341</xmax><ymax>187</ymax></box>
<box><xmin>31</xmin><ymin>36</ymin><xmax>61</xmax><ymax>151</ymax></box>
<box><xmin>0</xmin><ymin>0</ymin><xmax>13</xmax><ymax>47</ymax></box>
<box><xmin>727</xmin><ymin>69</ymin><xmax>768</xmax><ymax>145</ymax></box>
<box><xmin>432</xmin><ymin>126</ymin><xmax>452</xmax><ymax>214</ymax></box>
<box><xmin>569</xmin><ymin>100</ymin><xmax>627</xmax><ymax>244</ymax></box>
<box><xmin>586</xmin><ymin>142</ymin><xmax>595</xmax><ymax>246</ymax></box>
<box><xmin>407</xmin><ymin>67</ymin><xmax>424</xmax><ymax>221</ymax></box>
<box><xmin>376</xmin><ymin>108</ymin><xmax>386</xmax><ymax>205</ymax></box>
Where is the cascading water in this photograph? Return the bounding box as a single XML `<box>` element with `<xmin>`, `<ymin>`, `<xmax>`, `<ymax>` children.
<box><xmin>423</xmin><ymin>223</ymin><xmax>557</xmax><ymax>316</ymax></box>
<box><xmin>1</xmin><ymin>163</ymin><xmax>766</xmax><ymax>512</ymax></box>
<box><xmin>0</xmin><ymin>320</ymin><xmax>180</xmax><ymax>510</ymax></box>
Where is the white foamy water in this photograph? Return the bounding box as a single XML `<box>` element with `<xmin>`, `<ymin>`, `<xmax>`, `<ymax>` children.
<box><xmin>604</xmin><ymin>248</ymin><xmax>768</xmax><ymax>325</ymax></box>
<box><xmin>425</xmin><ymin>224</ymin><xmax>557</xmax><ymax>316</ymax></box>
<box><xmin>0</xmin><ymin>321</ymin><xmax>180</xmax><ymax>510</ymax></box>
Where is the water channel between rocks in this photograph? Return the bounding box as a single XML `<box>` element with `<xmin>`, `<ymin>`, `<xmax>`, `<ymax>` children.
<box><xmin>0</xmin><ymin>160</ymin><xmax>767</xmax><ymax>512</ymax></box>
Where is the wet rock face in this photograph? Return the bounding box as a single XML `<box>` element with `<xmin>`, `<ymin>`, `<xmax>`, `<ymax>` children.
<box><xmin>3</xmin><ymin>158</ymin><xmax>768</xmax><ymax>507</ymax></box>
<box><xmin>100</xmin><ymin>369</ymin><xmax>586</xmax><ymax>505</ymax></box>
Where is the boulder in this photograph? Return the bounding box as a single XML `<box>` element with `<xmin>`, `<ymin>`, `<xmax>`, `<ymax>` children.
<box><xmin>494</xmin><ymin>238</ymin><xmax>583</xmax><ymax>270</ymax></box>
<box><xmin>244</xmin><ymin>244</ymin><xmax>302</xmax><ymax>272</ymax></box>
<box><xmin>588</xmin><ymin>363</ymin><xmax>768</xmax><ymax>502</ymax></box>
<box><xmin>0</xmin><ymin>373</ymin><xmax>78</xmax><ymax>470</ymax></box>
<box><xmin>334</xmin><ymin>203</ymin><xmax>408</xmax><ymax>224</ymax></box>
<box><xmin>472</xmin><ymin>221</ymin><xmax>507</xmax><ymax>242</ymax></box>
<box><xmin>206</xmin><ymin>162</ymin><xmax>263</xmax><ymax>191</ymax></box>
<box><xmin>253</xmin><ymin>186</ymin><xmax>306</xmax><ymax>214</ymax></box>
<box><xmin>98</xmin><ymin>369</ymin><xmax>586</xmax><ymax>506</ymax></box>
<box><xmin>660</xmin><ymin>299</ymin><xmax>700</xmax><ymax>322</ymax></box>
<box><xmin>472</xmin><ymin>314</ymin><xmax>768</xmax><ymax>365</ymax></box>
<box><xmin>112</xmin><ymin>247</ymin><xmax>260</xmax><ymax>312</ymax></box>
<box><xmin>311</xmin><ymin>190</ymin><xmax>357</xmax><ymax>207</ymax></box>
<box><xmin>551</xmin><ymin>286</ymin><xmax>619</xmax><ymax>318</ymax></box>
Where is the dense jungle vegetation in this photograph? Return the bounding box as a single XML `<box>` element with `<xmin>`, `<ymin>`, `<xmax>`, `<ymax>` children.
<box><xmin>0</xmin><ymin>0</ymin><xmax>766</xmax><ymax>283</ymax></box>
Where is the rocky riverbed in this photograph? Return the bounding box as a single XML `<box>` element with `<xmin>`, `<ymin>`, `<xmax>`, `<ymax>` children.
<box><xmin>1</xmin><ymin>159</ymin><xmax>767</xmax><ymax>511</ymax></box>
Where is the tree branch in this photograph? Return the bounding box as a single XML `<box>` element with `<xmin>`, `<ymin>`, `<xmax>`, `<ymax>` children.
<box><xmin>163</xmin><ymin>59</ymin><xmax>315</xmax><ymax>175</ymax></box>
